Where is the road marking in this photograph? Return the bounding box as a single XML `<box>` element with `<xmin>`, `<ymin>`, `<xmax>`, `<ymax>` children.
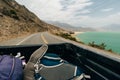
<box><xmin>41</xmin><ymin>33</ymin><xmax>48</xmax><ymax>44</ymax></box>
<box><xmin>16</xmin><ymin>34</ymin><xmax>36</xmax><ymax>45</ymax></box>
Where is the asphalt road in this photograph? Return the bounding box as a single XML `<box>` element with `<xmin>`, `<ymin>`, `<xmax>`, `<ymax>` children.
<box><xmin>0</xmin><ymin>32</ymin><xmax>67</xmax><ymax>45</ymax></box>
<box><xmin>17</xmin><ymin>32</ymin><xmax>67</xmax><ymax>45</ymax></box>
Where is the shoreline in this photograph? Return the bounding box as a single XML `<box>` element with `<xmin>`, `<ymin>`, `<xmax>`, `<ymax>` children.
<box><xmin>71</xmin><ymin>31</ymin><xmax>84</xmax><ymax>41</ymax></box>
<box><xmin>74</xmin><ymin>31</ymin><xmax>84</xmax><ymax>35</ymax></box>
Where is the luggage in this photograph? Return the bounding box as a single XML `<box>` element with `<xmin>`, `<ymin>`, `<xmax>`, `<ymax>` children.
<box><xmin>0</xmin><ymin>55</ymin><xmax>23</xmax><ymax>80</ymax></box>
<box><xmin>24</xmin><ymin>44</ymin><xmax>89</xmax><ymax>80</ymax></box>
<box><xmin>34</xmin><ymin>53</ymin><xmax>84</xmax><ymax>80</ymax></box>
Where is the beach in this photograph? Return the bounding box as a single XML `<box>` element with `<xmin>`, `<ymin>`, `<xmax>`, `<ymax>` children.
<box><xmin>74</xmin><ymin>32</ymin><xmax>84</xmax><ymax>35</ymax></box>
<box><xmin>71</xmin><ymin>31</ymin><xmax>84</xmax><ymax>41</ymax></box>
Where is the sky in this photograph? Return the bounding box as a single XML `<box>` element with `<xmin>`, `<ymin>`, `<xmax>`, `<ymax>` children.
<box><xmin>15</xmin><ymin>0</ymin><xmax>120</xmax><ymax>28</ymax></box>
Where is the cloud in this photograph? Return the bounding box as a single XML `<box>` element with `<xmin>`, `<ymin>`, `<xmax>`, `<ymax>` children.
<box><xmin>80</xmin><ymin>10</ymin><xmax>91</xmax><ymax>14</ymax></box>
<box><xmin>72</xmin><ymin>12</ymin><xmax>120</xmax><ymax>27</ymax></box>
<box><xmin>15</xmin><ymin>0</ymin><xmax>120</xmax><ymax>28</ymax></box>
<box><xmin>101</xmin><ymin>8</ymin><xmax>113</xmax><ymax>12</ymax></box>
<box><xmin>15</xmin><ymin>0</ymin><xmax>93</xmax><ymax>21</ymax></box>
<box><xmin>74</xmin><ymin>10</ymin><xmax>91</xmax><ymax>16</ymax></box>
<box><xmin>60</xmin><ymin>0</ymin><xmax>92</xmax><ymax>10</ymax></box>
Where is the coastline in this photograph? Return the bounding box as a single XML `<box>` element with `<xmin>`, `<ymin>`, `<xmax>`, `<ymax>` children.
<box><xmin>74</xmin><ymin>31</ymin><xmax>84</xmax><ymax>35</ymax></box>
<box><xmin>71</xmin><ymin>31</ymin><xmax>84</xmax><ymax>41</ymax></box>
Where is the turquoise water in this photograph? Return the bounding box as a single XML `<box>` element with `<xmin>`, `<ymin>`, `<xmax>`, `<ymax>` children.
<box><xmin>76</xmin><ymin>32</ymin><xmax>120</xmax><ymax>54</ymax></box>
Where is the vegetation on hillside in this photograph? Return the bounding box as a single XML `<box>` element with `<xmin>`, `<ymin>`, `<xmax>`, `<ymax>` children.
<box><xmin>88</xmin><ymin>41</ymin><xmax>106</xmax><ymax>49</ymax></box>
<box><xmin>88</xmin><ymin>41</ymin><xmax>113</xmax><ymax>52</ymax></box>
<box><xmin>55</xmin><ymin>32</ymin><xmax>84</xmax><ymax>44</ymax></box>
<box><xmin>56</xmin><ymin>32</ymin><xmax>113</xmax><ymax>53</ymax></box>
<box><xmin>56</xmin><ymin>32</ymin><xmax>76</xmax><ymax>41</ymax></box>
<box><xmin>1</xmin><ymin>7</ymin><xmax>19</xmax><ymax>20</ymax></box>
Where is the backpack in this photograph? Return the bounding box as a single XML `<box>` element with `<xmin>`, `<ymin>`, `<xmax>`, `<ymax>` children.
<box><xmin>24</xmin><ymin>45</ymin><xmax>90</xmax><ymax>80</ymax></box>
<box><xmin>34</xmin><ymin>53</ymin><xmax>84</xmax><ymax>80</ymax></box>
<box><xmin>0</xmin><ymin>55</ymin><xmax>23</xmax><ymax>80</ymax></box>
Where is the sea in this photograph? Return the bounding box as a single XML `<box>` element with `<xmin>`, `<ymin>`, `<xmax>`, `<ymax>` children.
<box><xmin>76</xmin><ymin>32</ymin><xmax>120</xmax><ymax>54</ymax></box>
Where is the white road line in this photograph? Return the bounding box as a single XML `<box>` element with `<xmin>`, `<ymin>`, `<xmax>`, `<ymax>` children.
<box><xmin>16</xmin><ymin>34</ymin><xmax>37</xmax><ymax>45</ymax></box>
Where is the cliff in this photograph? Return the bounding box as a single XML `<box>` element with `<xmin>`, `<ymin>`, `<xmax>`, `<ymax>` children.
<box><xmin>0</xmin><ymin>0</ymin><xmax>65</xmax><ymax>41</ymax></box>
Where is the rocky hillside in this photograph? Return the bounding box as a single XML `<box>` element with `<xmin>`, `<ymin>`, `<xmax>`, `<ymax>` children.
<box><xmin>0</xmin><ymin>0</ymin><xmax>65</xmax><ymax>42</ymax></box>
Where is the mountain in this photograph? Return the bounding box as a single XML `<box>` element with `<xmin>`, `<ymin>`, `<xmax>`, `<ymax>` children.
<box><xmin>98</xmin><ymin>24</ymin><xmax>120</xmax><ymax>32</ymax></box>
<box><xmin>47</xmin><ymin>21</ymin><xmax>96</xmax><ymax>32</ymax></box>
<box><xmin>0</xmin><ymin>0</ymin><xmax>65</xmax><ymax>42</ymax></box>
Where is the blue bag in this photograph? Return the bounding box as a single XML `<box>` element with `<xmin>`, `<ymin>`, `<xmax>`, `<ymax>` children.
<box><xmin>34</xmin><ymin>53</ymin><xmax>84</xmax><ymax>80</ymax></box>
<box><xmin>0</xmin><ymin>55</ymin><xmax>23</xmax><ymax>80</ymax></box>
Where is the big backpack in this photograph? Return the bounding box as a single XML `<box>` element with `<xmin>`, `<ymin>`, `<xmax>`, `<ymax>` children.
<box><xmin>0</xmin><ymin>55</ymin><xmax>23</xmax><ymax>80</ymax></box>
<box><xmin>24</xmin><ymin>44</ymin><xmax>90</xmax><ymax>80</ymax></box>
<box><xmin>34</xmin><ymin>53</ymin><xmax>84</xmax><ymax>80</ymax></box>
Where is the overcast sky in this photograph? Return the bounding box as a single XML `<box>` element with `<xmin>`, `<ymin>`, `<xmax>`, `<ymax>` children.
<box><xmin>15</xmin><ymin>0</ymin><xmax>120</xmax><ymax>28</ymax></box>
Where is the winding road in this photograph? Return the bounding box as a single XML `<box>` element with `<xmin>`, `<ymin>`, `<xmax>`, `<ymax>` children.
<box><xmin>16</xmin><ymin>32</ymin><xmax>68</xmax><ymax>45</ymax></box>
<box><xmin>0</xmin><ymin>32</ymin><xmax>68</xmax><ymax>45</ymax></box>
